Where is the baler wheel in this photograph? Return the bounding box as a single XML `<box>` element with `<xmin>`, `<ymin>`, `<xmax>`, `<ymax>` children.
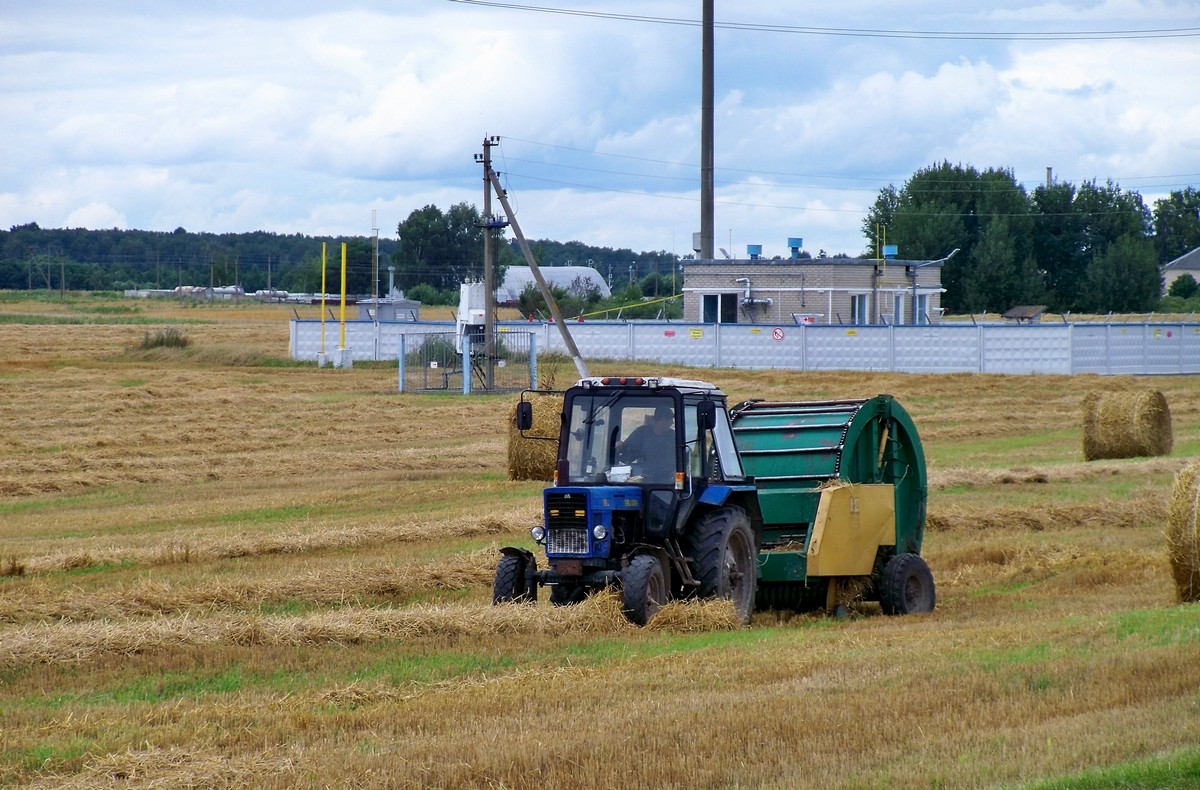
<box><xmin>879</xmin><ymin>553</ymin><xmax>935</xmax><ymax>615</ymax></box>
<box><xmin>689</xmin><ymin>506</ymin><xmax>757</xmax><ymax>624</ymax></box>
<box><xmin>622</xmin><ymin>554</ymin><xmax>667</xmax><ymax>625</ymax></box>
<box><xmin>493</xmin><ymin>554</ymin><xmax>534</xmax><ymax>604</ymax></box>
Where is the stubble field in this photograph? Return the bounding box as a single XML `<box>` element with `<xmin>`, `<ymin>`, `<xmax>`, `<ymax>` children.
<box><xmin>1</xmin><ymin>291</ymin><xmax>1199</xmax><ymax>789</ymax></box>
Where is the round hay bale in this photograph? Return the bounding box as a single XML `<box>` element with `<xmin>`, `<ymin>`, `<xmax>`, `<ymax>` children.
<box><xmin>507</xmin><ymin>393</ymin><xmax>562</xmax><ymax>481</ymax></box>
<box><xmin>1167</xmin><ymin>461</ymin><xmax>1200</xmax><ymax>603</ymax></box>
<box><xmin>1080</xmin><ymin>389</ymin><xmax>1173</xmax><ymax>461</ymax></box>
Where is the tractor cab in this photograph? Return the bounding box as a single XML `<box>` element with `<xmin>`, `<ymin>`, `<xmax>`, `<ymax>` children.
<box><xmin>518</xmin><ymin>376</ymin><xmax>745</xmax><ymax>494</ymax></box>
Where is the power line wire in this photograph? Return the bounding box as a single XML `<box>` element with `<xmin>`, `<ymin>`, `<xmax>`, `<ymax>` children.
<box><xmin>445</xmin><ymin>1</ymin><xmax>1200</xmax><ymax>40</ymax></box>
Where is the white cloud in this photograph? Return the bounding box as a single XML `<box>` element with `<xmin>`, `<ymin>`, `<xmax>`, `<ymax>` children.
<box><xmin>1</xmin><ymin>1</ymin><xmax>1197</xmax><ymax>258</ymax></box>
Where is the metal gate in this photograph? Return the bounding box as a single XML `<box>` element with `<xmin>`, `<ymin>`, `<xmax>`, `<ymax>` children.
<box><xmin>398</xmin><ymin>330</ymin><xmax>536</xmax><ymax>394</ymax></box>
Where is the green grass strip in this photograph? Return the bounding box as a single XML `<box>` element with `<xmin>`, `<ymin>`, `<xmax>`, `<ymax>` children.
<box><xmin>1015</xmin><ymin>746</ymin><xmax>1200</xmax><ymax>789</ymax></box>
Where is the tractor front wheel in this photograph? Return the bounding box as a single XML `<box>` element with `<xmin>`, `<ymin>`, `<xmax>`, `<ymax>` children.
<box><xmin>622</xmin><ymin>554</ymin><xmax>667</xmax><ymax>625</ymax></box>
<box><xmin>493</xmin><ymin>554</ymin><xmax>536</xmax><ymax>604</ymax></box>
<box><xmin>879</xmin><ymin>553</ymin><xmax>935</xmax><ymax>615</ymax></box>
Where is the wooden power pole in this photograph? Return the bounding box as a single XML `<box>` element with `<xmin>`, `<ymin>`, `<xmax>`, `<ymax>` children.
<box><xmin>700</xmin><ymin>0</ymin><xmax>714</xmax><ymax>261</ymax></box>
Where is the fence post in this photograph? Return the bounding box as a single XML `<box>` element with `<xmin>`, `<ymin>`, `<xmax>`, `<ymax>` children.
<box><xmin>463</xmin><ymin>334</ymin><xmax>472</xmax><ymax>395</ymax></box>
<box><xmin>529</xmin><ymin>332</ymin><xmax>538</xmax><ymax>390</ymax></box>
<box><xmin>397</xmin><ymin>334</ymin><xmax>406</xmax><ymax>392</ymax></box>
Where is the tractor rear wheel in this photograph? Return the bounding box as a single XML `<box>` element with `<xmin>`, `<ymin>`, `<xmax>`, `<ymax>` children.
<box><xmin>622</xmin><ymin>554</ymin><xmax>667</xmax><ymax>625</ymax></box>
<box><xmin>493</xmin><ymin>554</ymin><xmax>536</xmax><ymax>604</ymax></box>
<box><xmin>879</xmin><ymin>553</ymin><xmax>935</xmax><ymax>615</ymax></box>
<box><xmin>688</xmin><ymin>506</ymin><xmax>757</xmax><ymax>624</ymax></box>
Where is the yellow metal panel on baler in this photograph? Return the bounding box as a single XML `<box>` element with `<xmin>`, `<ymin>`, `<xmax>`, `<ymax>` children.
<box><xmin>806</xmin><ymin>483</ymin><xmax>895</xmax><ymax>576</ymax></box>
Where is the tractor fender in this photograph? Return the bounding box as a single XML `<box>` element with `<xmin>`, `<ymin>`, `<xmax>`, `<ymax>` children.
<box><xmin>499</xmin><ymin>546</ymin><xmax>536</xmax><ymax>563</ymax></box>
<box><xmin>693</xmin><ymin>484</ymin><xmax>764</xmax><ymax>543</ymax></box>
<box><xmin>499</xmin><ymin>546</ymin><xmax>541</xmax><ymax>589</ymax></box>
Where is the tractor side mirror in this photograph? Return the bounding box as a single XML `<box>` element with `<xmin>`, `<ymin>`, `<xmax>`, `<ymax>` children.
<box><xmin>515</xmin><ymin>401</ymin><xmax>533</xmax><ymax>431</ymax></box>
<box><xmin>697</xmin><ymin>400</ymin><xmax>716</xmax><ymax>431</ymax></box>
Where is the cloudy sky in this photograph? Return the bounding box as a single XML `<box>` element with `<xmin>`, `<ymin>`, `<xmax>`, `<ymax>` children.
<box><xmin>2</xmin><ymin>1</ymin><xmax>1198</xmax><ymax>259</ymax></box>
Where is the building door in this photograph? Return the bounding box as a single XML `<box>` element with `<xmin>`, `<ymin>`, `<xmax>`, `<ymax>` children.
<box><xmin>915</xmin><ymin>293</ymin><xmax>929</xmax><ymax>324</ymax></box>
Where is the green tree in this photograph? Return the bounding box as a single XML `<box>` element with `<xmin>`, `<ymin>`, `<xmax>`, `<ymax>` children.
<box><xmin>1031</xmin><ymin>180</ymin><xmax>1152</xmax><ymax>312</ymax></box>
<box><xmin>1167</xmin><ymin>273</ymin><xmax>1198</xmax><ymax>299</ymax></box>
<box><xmin>1081</xmin><ymin>234</ymin><xmax>1160</xmax><ymax>312</ymax></box>
<box><xmin>1153</xmin><ymin>187</ymin><xmax>1200</xmax><ymax>264</ymax></box>
<box><xmin>517</xmin><ymin>282</ymin><xmax>589</xmax><ymax>319</ymax></box>
<box><xmin>862</xmin><ymin>162</ymin><xmax>1030</xmax><ymax>312</ymax></box>
<box><xmin>406</xmin><ymin>282</ymin><xmax>457</xmax><ymax>306</ymax></box>
<box><xmin>1030</xmin><ymin>182</ymin><xmax>1086</xmax><ymax>311</ymax></box>
<box><xmin>961</xmin><ymin>217</ymin><xmax>1045</xmax><ymax>312</ymax></box>
<box><xmin>395</xmin><ymin>202</ymin><xmax>510</xmax><ymax>292</ymax></box>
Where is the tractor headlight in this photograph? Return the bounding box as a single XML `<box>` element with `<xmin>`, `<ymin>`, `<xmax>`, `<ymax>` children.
<box><xmin>530</xmin><ymin>526</ymin><xmax>546</xmax><ymax>543</ymax></box>
<box><xmin>592</xmin><ymin>524</ymin><xmax>608</xmax><ymax>541</ymax></box>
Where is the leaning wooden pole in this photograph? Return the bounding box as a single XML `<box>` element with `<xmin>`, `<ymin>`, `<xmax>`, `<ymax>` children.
<box><xmin>487</xmin><ymin>168</ymin><xmax>590</xmax><ymax>380</ymax></box>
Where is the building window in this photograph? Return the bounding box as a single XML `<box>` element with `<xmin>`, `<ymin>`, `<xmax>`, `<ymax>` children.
<box><xmin>850</xmin><ymin>293</ymin><xmax>869</xmax><ymax>325</ymax></box>
<box><xmin>702</xmin><ymin>293</ymin><xmax>739</xmax><ymax>324</ymax></box>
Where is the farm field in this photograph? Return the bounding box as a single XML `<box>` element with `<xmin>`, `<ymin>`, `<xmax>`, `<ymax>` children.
<box><xmin>1</xmin><ymin>291</ymin><xmax>1199</xmax><ymax>789</ymax></box>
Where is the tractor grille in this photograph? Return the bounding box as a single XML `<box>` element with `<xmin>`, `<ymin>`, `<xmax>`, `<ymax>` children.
<box><xmin>547</xmin><ymin>528</ymin><xmax>589</xmax><ymax>555</ymax></box>
<box><xmin>546</xmin><ymin>493</ymin><xmax>588</xmax><ymax>529</ymax></box>
<box><xmin>546</xmin><ymin>492</ymin><xmax>590</xmax><ymax>555</ymax></box>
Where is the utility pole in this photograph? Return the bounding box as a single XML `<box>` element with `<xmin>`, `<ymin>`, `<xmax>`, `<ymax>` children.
<box><xmin>372</xmin><ymin>209</ymin><xmax>380</xmax><ymax>302</ymax></box>
<box><xmin>700</xmin><ymin>0</ymin><xmax>714</xmax><ymax>261</ymax></box>
<box><xmin>476</xmin><ymin>135</ymin><xmax>502</xmax><ymax>390</ymax></box>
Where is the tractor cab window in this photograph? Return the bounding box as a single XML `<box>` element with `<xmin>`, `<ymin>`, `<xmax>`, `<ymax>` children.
<box><xmin>563</xmin><ymin>394</ymin><xmax>678</xmax><ymax>485</ymax></box>
<box><xmin>711</xmin><ymin>405</ymin><xmax>745</xmax><ymax>480</ymax></box>
<box><xmin>683</xmin><ymin>402</ymin><xmax>742</xmax><ymax>482</ymax></box>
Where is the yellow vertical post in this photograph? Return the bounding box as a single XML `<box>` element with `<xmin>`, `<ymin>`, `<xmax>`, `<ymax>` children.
<box><xmin>339</xmin><ymin>243</ymin><xmax>347</xmax><ymax>350</ymax></box>
<box><xmin>320</xmin><ymin>242</ymin><xmax>327</xmax><ymax>355</ymax></box>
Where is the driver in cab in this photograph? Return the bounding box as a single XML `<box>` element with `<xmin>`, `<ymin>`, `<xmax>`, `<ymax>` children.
<box><xmin>616</xmin><ymin>405</ymin><xmax>676</xmax><ymax>483</ymax></box>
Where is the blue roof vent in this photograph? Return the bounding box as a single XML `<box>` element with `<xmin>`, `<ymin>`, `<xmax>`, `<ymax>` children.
<box><xmin>787</xmin><ymin>237</ymin><xmax>803</xmax><ymax>259</ymax></box>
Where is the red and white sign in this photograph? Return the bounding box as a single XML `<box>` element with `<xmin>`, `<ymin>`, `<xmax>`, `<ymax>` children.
<box><xmin>771</xmin><ymin>327</ymin><xmax>785</xmax><ymax>341</ymax></box>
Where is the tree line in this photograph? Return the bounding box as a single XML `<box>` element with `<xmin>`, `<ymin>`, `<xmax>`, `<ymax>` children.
<box><xmin>2</xmin><ymin>164</ymin><xmax>1199</xmax><ymax>314</ymax></box>
<box><xmin>863</xmin><ymin>163</ymin><xmax>1200</xmax><ymax>314</ymax></box>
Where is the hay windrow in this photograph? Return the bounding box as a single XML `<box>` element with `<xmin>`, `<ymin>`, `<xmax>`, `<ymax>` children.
<box><xmin>507</xmin><ymin>392</ymin><xmax>562</xmax><ymax>481</ymax></box>
<box><xmin>926</xmin><ymin>492</ymin><xmax>1167</xmax><ymax>532</ymax></box>
<box><xmin>0</xmin><ymin>586</ymin><xmax>749</xmax><ymax>670</ymax></box>
<box><xmin>0</xmin><ymin>547</ymin><xmax>499</xmax><ymax>625</ymax></box>
<box><xmin>1166</xmin><ymin>461</ymin><xmax>1200</xmax><ymax>603</ymax></box>
<box><xmin>9</xmin><ymin>510</ymin><xmax>537</xmax><ymax>576</ymax></box>
<box><xmin>1081</xmin><ymin>389</ymin><xmax>1173</xmax><ymax>461</ymax></box>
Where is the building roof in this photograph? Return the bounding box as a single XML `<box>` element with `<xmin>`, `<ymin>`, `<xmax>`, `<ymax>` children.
<box><xmin>682</xmin><ymin>257</ymin><xmax>944</xmax><ymax>269</ymax></box>
<box><xmin>1164</xmin><ymin>247</ymin><xmax>1200</xmax><ymax>271</ymax></box>
<box><xmin>497</xmin><ymin>265</ymin><xmax>611</xmax><ymax>303</ymax></box>
<box><xmin>1002</xmin><ymin>305</ymin><xmax>1048</xmax><ymax>323</ymax></box>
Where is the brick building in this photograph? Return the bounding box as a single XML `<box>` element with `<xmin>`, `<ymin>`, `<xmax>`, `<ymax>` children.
<box><xmin>681</xmin><ymin>256</ymin><xmax>946</xmax><ymax>325</ymax></box>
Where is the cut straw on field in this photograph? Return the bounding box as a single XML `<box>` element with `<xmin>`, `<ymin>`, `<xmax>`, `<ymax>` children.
<box><xmin>8</xmin><ymin>509</ymin><xmax>537</xmax><ymax>576</ymax></box>
<box><xmin>925</xmin><ymin>491</ymin><xmax>1167</xmax><ymax>532</ymax></box>
<box><xmin>0</xmin><ymin>548</ymin><xmax>499</xmax><ymax>625</ymax></box>
<box><xmin>0</xmin><ymin>588</ymin><xmax>742</xmax><ymax>670</ymax></box>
